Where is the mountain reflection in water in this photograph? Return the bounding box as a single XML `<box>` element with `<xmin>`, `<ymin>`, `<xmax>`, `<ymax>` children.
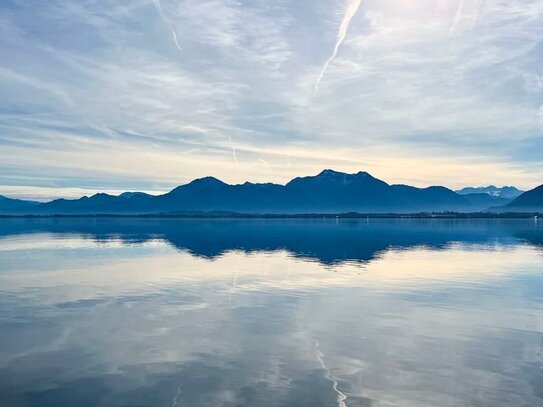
<box><xmin>0</xmin><ymin>219</ymin><xmax>542</xmax><ymax>407</ymax></box>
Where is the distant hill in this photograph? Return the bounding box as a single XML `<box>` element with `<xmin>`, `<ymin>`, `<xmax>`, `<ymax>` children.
<box><xmin>493</xmin><ymin>185</ymin><xmax>543</xmax><ymax>212</ymax></box>
<box><xmin>32</xmin><ymin>192</ymin><xmax>153</xmax><ymax>215</ymax></box>
<box><xmin>0</xmin><ymin>170</ymin><xmax>524</xmax><ymax>215</ymax></box>
<box><xmin>460</xmin><ymin>193</ymin><xmax>511</xmax><ymax>208</ymax></box>
<box><xmin>0</xmin><ymin>195</ymin><xmax>40</xmax><ymax>213</ymax></box>
<box><xmin>456</xmin><ymin>185</ymin><xmax>523</xmax><ymax>199</ymax></box>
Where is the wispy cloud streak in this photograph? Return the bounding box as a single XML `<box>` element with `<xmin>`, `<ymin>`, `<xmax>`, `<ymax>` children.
<box><xmin>473</xmin><ymin>0</ymin><xmax>486</xmax><ymax>26</ymax></box>
<box><xmin>450</xmin><ymin>0</ymin><xmax>466</xmax><ymax>34</ymax></box>
<box><xmin>152</xmin><ymin>0</ymin><xmax>183</xmax><ymax>53</ymax></box>
<box><xmin>228</xmin><ymin>135</ymin><xmax>239</xmax><ymax>164</ymax></box>
<box><xmin>315</xmin><ymin>0</ymin><xmax>363</xmax><ymax>91</ymax></box>
<box><xmin>450</xmin><ymin>0</ymin><xmax>486</xmax><ymax>35</ymax></box>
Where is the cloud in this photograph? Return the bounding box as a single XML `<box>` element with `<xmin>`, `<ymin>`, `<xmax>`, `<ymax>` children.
<box><xmin>1</xmin><ymin>0</ymin><xmax>542</xmax><ymax>198</ymax></box>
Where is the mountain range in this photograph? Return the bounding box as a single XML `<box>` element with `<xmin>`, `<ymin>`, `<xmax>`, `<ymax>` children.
<box><xmin>455</xmin><ymin>185</ymin><xmax>523</xmax><ymax>199</ymax></box>
<box><xmin>0</xmin><ymin>170</ymin><xmax>541</xmax><ymax>215</ymax></box>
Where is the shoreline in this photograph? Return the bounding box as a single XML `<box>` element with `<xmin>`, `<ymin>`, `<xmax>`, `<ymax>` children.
<box><xmin>0</xmin><ymin>212</ymin><xmax>540</xmax><ymax>219</ymax></box>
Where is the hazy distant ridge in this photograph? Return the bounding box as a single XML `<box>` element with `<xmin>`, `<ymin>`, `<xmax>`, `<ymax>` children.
<box><xmin>456</xmin><ymin>185</ymin><xmax>523</xmax><ymax>199</ymax></box>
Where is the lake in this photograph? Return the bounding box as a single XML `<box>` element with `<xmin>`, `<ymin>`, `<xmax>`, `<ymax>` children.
<box><xmin>0</xmin><ymin>218</ymin><xmax>542</xmax><ymax>406</ymax></box>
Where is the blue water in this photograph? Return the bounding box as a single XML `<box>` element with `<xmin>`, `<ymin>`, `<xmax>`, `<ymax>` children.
<box><xmin>0</xmin><ymin>219</ymin><xmax>542</xmax><ymax>406</ymax></box>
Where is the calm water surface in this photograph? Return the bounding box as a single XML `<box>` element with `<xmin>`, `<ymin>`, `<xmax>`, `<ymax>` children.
<box><xmin>0</xmin><ymin>219</ymin><xmax>542</xmax><ymax>406</ymax></box>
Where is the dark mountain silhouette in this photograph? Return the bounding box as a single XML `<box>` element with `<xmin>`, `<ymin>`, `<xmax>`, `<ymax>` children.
<box><xmin>0</xmin><ymin>195</ymin><xmax>40</xmax><ymax>213</ymax></box>
<box><xmin>456</xmin><ymin>185</ymin><xmax>523</xmax><ymax>199</ymax></box>
<box><xmin>0</xmin><ymin>170</ymin><xmax>524</xmax><ymax>215</ymax></box>
<box><xmin>494</xmin><ymin>185</ymin><xmax>543</xmax><ymax>212</ymax></box>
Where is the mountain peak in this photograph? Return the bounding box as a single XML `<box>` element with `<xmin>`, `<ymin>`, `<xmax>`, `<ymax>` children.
<box><xmin>316</xmin><ymin>169</ymin><xmax>372</xmax><ymax>178</ymax></box>
<box><xmin>317</xmin><ymin>169</ymin><xmax>343</xmax><ymax>176</ymax></box>
<box><xmin>168</xmin><ymin>176</ymin><xmax>227</xmax><ymax>195</ymax></box>
<box><xmin>119</xmin><ymin>192</ymin><xmax>149</xmax><ymax>199</ymax></box>
<box><xmin>87</xmin><ymin>193</ymin><xmax>116</xmax><ymax>201</ymax></box>
<box><xmin>189</xmin><ymin>176</ymin><xmax>226</xmax><ymax>186</ymax></box>
<box><xmin>287</xmin><ymin>169</ymin><xmax>387</xmax><ymax>190</ymax></box>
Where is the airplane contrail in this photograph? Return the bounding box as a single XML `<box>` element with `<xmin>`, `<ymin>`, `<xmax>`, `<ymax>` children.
<box><xmin>450</xmin><ymin>0</ymin><xmax>486</xmax><ymax>35</ymax></box>
<box><xmin>152</xmin><ymin>0</ymin><xmax>183</xmax><ymax>53</ymax></box>
<box><xmin>152</xmin><ymin>0</ymin><xmax>168</xmax><ymax>25</ymax></box>
<box><xmin>315</xmin><ymin>0</ymin><xmax>363</xmax><ymax>92</ymax></box>
<box><xmin>171</xmin><ymin>27</ymin><xmax>183</xmax><ymax>53</ymax></box>
<box><xmin>228</xmin><ymin>135</ymin><xmax>239</xmax><ymax>164</ymax></box>
<box><xmin>472</xmin><ymin>0</ymin><xmax>486</xmax><ymax>27</ymax></box>
<box><xmin>450</xmin><ymin>0</ymin><xmax>465</xmax><ymax>34</ymax></box>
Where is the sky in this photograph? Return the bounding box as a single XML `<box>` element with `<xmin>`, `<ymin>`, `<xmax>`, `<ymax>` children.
<box><xmin>1</xmin><ymin>0</ymin><xmax>542</xmax><ymax>201</ymax></box>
